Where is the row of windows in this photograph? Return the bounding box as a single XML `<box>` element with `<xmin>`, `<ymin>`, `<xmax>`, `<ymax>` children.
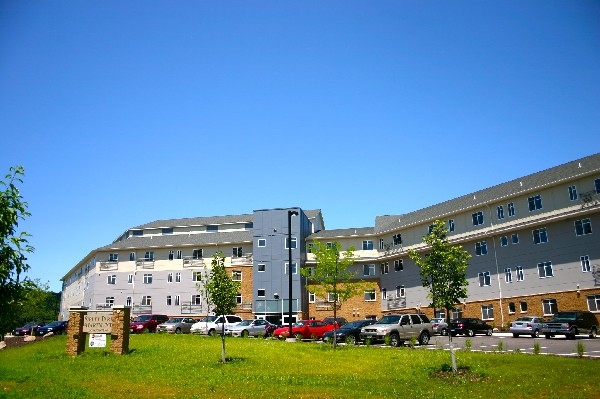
<box><xmin>105</xmin><ymin>247</ymin><xmax>250</xmax><ymax>263</ymax></box>
<box><xmin>362</xmin><ymin>260</ymin><xmax>404</xmax><ymax>276</ymax></box>
<box><xmin>102</xmin><ymin>292</ymin><xmax>245</xmax><ymax>308</ymax></box>
<box><xmin>126</xmin><ymin>223</ymin><xmax>254</xmax><ymax>239</ymax></box>
<box><xmin>106</xmin><ymin>270</ymin><xmax>245</xmax><ymax>285</ymax></box>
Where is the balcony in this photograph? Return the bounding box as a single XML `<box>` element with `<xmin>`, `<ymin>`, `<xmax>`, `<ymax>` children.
<box><xmin>182</xmin><ymin>256</ymin><xmax>204</xmax><ymax>268</ymax></box>
<box><xmin>135</xmin><ymin>258</ymin><xmax>154</xmax><ymax>269</ymax></box>
<box><xmin>95</xmin><ymin>303</ymin><xmax>113</xmax><ymax>310</ymax></box>
<box><xmin>386</xmin><ymin>297</ymin><xmax>407</xmax><ymax>310</ymax></box>
<box><xmin>231</xmin><ymin>253</ymin><xmax>253</xmax><ymax>266</ymax></box>
<box><xmin>580</xmin><ymin>191</ymin><xmax>600</xmax><ymax>208</ymax></box>
<box><xmin>99</xmin><ymin>261</ymin><xmax>118</xmax><ymax>271</ymax></box>
<box><xmin>316</xmin><ymin>300</ymin><xmax>340</xmax><ymax>310</ymax></box>
<box><xmin>234</xmin><ymin>302</ymin><xmax>253</xmax><ymax>311</ymax></box>
<box><xmin>131</xmin><ymin>303</ymin><xmax>152</xmax><ymax>314</ymax></box>
<box><xmin>180</xmin><ymin>301</ymin><xmax>203</xmax><ymax>314</ymax></box>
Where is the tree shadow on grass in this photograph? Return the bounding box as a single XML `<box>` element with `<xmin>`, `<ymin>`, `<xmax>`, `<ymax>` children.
<box><xmin>429</xmin><ymin>364</ymin><xmax>488</xmax><ymax>383</ymax></box>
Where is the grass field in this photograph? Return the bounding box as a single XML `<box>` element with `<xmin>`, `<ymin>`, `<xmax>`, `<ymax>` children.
<box><xmin>1</xmin><ymin>334</ymin><xmax>598</xmax><ymax>398</ymax></box>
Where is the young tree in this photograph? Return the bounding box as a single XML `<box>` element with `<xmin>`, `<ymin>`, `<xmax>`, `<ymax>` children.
<box><xmin>300</xmin><ymin>241</ymin><xmax>363</xmax><ymax>348</ymax></box>
<box><xmin>0</xmin><ymin>166</ymin><xmax>35</xmax><ymax>339</ymax></box>
<box><xmin>201</xmin><ymin>251</ymin><xmax>240</xmax><ymax>363</ymax></box>
<box><xmin>408</xmin><ymin>219</ymin><xmax>470</xmax><ymax>371</ymax></box>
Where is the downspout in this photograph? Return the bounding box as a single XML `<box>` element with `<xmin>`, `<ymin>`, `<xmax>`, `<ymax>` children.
<box><xmin>485</xmin><ymin>203</ymin><xmax>504</xmax><ymax>330</ymax></box>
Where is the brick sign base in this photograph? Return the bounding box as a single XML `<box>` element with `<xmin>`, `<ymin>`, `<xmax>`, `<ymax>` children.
<box><xmin>67</xmin><ymin>306</ymin><xmax>130</xmax><ymax>356</ymax></box>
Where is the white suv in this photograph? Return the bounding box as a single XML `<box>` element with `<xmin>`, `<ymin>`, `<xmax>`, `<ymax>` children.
<box><xmin>190</xmin><ymin>315</ymin><xmax>243</xmax><ymax>335</ymax></box>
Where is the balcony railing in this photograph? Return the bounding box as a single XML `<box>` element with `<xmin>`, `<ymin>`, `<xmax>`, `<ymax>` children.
<box><xmin>580</xmin><ymin>191</ymin><xmax>600</xmax><ymax>208</ymax></box>
<box><xmin>180</xmin><ymin>301</ymin><xmax>203</xmax><ymax>314</ymax></box>
<box><xmin>99</xmin><ymin>261</ymin><xmax>118</xmax><ymax>271</ymax></box>
<box><xmin>231</xmin><ymin>253</ymin><xmax>253</xmax><ymax>266</ymax></box>
<box><xmin>234</xmin><ymin>302</ymin><xmax>253</xmax><ymax>311</ymax></box>
<box><xmin>135</xmin><ymin>258</ymin><xmax>155</xmax><ymax>269</ymax></box>
<box><xmin>131</xmin><ymin>303</ymin><xmax>152</xmax><ymax>314</ymax></box>
<box><xmin>96</xmin><ymin>303</ymin><xmax>113</xmax><ymax>310</ymax></box>
<box><xmin>385</xmin><ymin>297</ymin><xmax>407</xmax><ymax>310</ymax></box>
<box><xmin>182</xmin><ymin>256</ymin><xmax>204</xmax><ymax>268</ymax></box>
<box><xmin>316</xmin><ymin>300</ymin><xmax>340</xmax><ymax>310</ymax></box>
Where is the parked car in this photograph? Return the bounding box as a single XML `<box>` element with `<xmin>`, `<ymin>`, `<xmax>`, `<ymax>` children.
<box><xmin>36</xmin><ymin>321</ymin><xmax>68</xmax><ymax>336</ymax></box>
<box><xmin>431</xmin><ymin>318</ymin><xmax>449</xmax><ymax>336</ymax></box>
<box><xmin>226</xmin><ymin>319</ymin><xmax>277</xmax><ymax>338</ymax></box>
<box><xmin>323</xmin><ymin>316</ymin><xmax>348</xmax><ymax>327</ymax></box>
<box><xmin>156</xmin><ymin>317</ymin><xmax>197</xmax><ymax>334</ymax></box>
<box><xmin>360</xmin><ymin>313</ymin><xmax>433</xmax><ymax>347</ymax></box>
<box><xmin>273</xmin><ymin>320</ymin><xmax>336</xmax><ymax>340</ymax></box>
<box><xmin>130</xmin><ymin>314</ymin><xmax>169</xmax><ymax>334</ymax></box>
<box><xmin>191</xmin><ymin>315</ymin><xmax>243</xmax><ymax>335</ymax></box>
<box><xmin>541</xmin><ymin>310</ymin><xmax>599</xmax><ymax>339</ymax></box>
<box><xmin>449</xmin><ymin>318</ymin><xmax>493</xmax><ymax>337</ymax></box>
<box><xmin>13</xmin><ymin>321</ymin><xmax>46</xmax><ymax>336</ymax></box>
<box><xmin>509</xmin><ymin>316</ymin><xmax>544</xmax><ymax>338</ymax></box>
<box><xmin>322</xmin><ymin>319</ymin><xmax>377</xmax><ymax>344</ymax></box>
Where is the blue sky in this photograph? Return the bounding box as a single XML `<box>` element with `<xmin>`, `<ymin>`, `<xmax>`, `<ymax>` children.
<box><xmin>1</xmin><ymin>1</ymin><xmax>599</xmax><ymax>292</ymax></box>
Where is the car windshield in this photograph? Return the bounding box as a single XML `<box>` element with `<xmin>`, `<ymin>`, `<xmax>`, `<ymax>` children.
<box><xmin>551</xmin><ymin>312</ymin><xmax>577</xmax><ymax>321</ymax></box>
<box><xmin>377</xmin><ymin>315</ymin><xmax>401</xmax><ymax>324</ymax></box>
<box><xmin>198</xmin><ymin>316</ymin><xmax>216</xmax><ymax>322</ymax></box>
<box><xmin>236</xmin><ymin>320</ymin><xmax>252</xmax><ymax>326</ymax></box>
<box><xmin>515</xmin><ymin>317</ymin><xmax>533</xmax><ymax>322</ymax></box>
<box><xmin>22</xmin><ymin>322</ymin><xmax>38</xmax><ymax>328</ymax></box>
<box><xmin>45</xmin><ymin>321</ymin><xmax>61</xmax><ymax>327</ymax></box>
<box><xmin>166</xmin><ymin>318</ymin><xmax>183</xmax><ymax>323</ymax></box>
<box><xmin>343</xmin><ymin>321</ymin><xmax>366</xmax><ymax>329</ymax></box>
<box><xmin>134</xmin><ymin>315</ymin><xmax>152</xmax><ymax>322</ymax></box>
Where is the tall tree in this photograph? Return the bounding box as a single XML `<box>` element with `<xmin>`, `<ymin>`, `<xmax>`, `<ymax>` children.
<box><xmin>19</xmin><ymin>279</ymin><xmax>60</xmax><ymax>324</ymax></box>
<box><xmin>0</xmin><ymin>166</ymin><xmax>34</xmax><ymax>340</ymax></box>
<box><xmin>201</xmin><ymin>251</ymin><xmax>240</xmax><ymax>363</ymax></box>
<box><xmin>300</xmin><ymin>241</ymin><xmax>363</xmax><ymax>348</ymax></box>
<box><xmin>408</xmin><ymin>219</ymin><xmax>470</xmax><ymax>371</ymax></box>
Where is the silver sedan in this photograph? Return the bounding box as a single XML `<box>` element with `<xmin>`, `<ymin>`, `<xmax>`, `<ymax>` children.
<box><xmin>509</xmin><ymin>316</ymin><xmax>544</xmax><ymax>338</ymax></box>
<box><xmin>156</xmin><ymin>317</ymin><xmax>197</xmax><ymax>334</ymax></box>
<box><xmin>227</xmin><ymin>319</ymin><xmax>274</xmax><ymax>337</ymax></box>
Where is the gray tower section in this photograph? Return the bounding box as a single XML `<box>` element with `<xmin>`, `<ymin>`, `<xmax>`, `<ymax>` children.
<box><xmin>252</xmin><ymin>208</ymin><xmax>315</xmax><ymax>322</ymax></box>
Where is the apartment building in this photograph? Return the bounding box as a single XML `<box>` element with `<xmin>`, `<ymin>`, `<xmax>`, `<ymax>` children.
<box><xmin>60</xmin><ymin>154</ymin><xmax>600</xmax><ymax>327</ymax></box>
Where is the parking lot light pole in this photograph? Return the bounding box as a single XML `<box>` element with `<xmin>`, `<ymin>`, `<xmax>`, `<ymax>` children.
<box><xmin>288</xmin><ymin>210</ymin><xmax>298</xmax><ymax>339</ymax></box>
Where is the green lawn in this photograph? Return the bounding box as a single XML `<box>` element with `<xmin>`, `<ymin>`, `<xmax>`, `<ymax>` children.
<box><xmin>0</xmin><ymin>334</ymin><xmax>598</xmax><ymax>398</ymax></box>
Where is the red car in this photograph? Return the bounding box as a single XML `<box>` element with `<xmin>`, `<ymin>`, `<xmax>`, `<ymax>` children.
<box><xmin>273</xmin><ymin>320</ymin><xmax>336</xmax><ymax>340</ymax></box>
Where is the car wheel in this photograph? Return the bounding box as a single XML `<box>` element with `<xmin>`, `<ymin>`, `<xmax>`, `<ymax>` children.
<box><xmin>589</xmin><ymin>327</ymin><xmax>597</xmax><ymax>339</ymax></box>
<box><xmin>486</xmin><ymin>328</ymin><xmax>493</xmax><ymax>336</ymax></box>
<box><xmin>532</xmin><ymin>329</ymin><xmax>540</xmax><ymax>338</ymax></box>
<box><xmin>419</xmin><ymin>331</ymin><xmax>430</xmax><ymax>345</ymax></box>
<box><xmin>467</xmin><ymin>329</ymin><xmax>474</xmax><ymax>337</ymax></box>
<box><xmin>568</xmin><ymin>328</ymin><xmax>578</xmax><ymax>339</ymax></box>
<box><xmin>294</xmin><ymin>332</ymin><xmax>303</xmax><ymax>340</ymax></box>
<box><xmin>346</xmin><ymin>334</ymin><xmax>357</xmax><ymax>345</ymax></box>
<box><xmin>175</xmin><ymin>328</ymin><xmax>181</xmax><ymax>334</ymax></box>
<box><xmin>441</xmin><ymin>328</ymin><xmax>448</xmax><ymax>336</ymax></box>
<box><xmin>241</xmin><ymin>330</ymin><xmax>249</xmax><ymax>338</ymax></box>
<box><xmin>389</xmin><ymin>333</ymin><xmax>400</xmax><ymax>347</ymax></box>
<box><xmin>142</xmin><ymin>328</ymin><xmax>149</xmax><ymax>334</ymax></box>
<box><xmin>512</xmin><ymin>333</ymin><xmax>519</xmax><ymax>338</ymax></box>
<box><xmin>208</xmin><ymin>329</ymin><xmax>216</xmax><ymax>336</ymax></box>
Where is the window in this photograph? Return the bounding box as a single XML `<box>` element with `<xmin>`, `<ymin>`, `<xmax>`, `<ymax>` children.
<box><xmin>542</xmin><ymin>299</ymin><xmax>557</xmax><ymax>315</ymax></box>
<box><xmin>233</xmin><ymin>247</ymin><xmax>243</xmax><ymax>257</ymax></box>
<box><xmin>257</xmin><ymin>263</ymin><xmax>266</xmax><ymax>272</ymax></box>
<box><xmin>512</xmin><ymin>233</ymin><xmax>519</xmax><ymax>244</ymax></box>
<box><xmin>516</xmin><ymin>266</ymin><xmax>524</xmax><ymax>281</ymax></box>
<box><xmin>475</xmin><ymin>241</ymin><xmax>488</xmax><ymax>256</ymax></box>
<box><xmin>428</xmin><ymin>224</ymin><xmax>434</xmax><ymax>234</ymax></box>
<box><xmin>448</xmin><ymin>219</ymin><xmax>455</xmax><ymax>232</ymax></box>
<box><xmin>596</xmin><ymin>178</ymin><xmax>600</xmax><ymax>194</ymax></box>
<box><xmin>500</xmin><ymin>236</ymin><xmax>508</xmax><ymax>246</ymax></box>
<box><xmin>285</xmin><ymin>237</ymin><xmax>297</xmax><ymax>249</ymax></box>
<box><xmin>126</xmin><ymin>296</ymin><xmax>132</xmax><ymax>307</ymax></box>
<box><xmin>232</xmin><ymin>270</ymin><xmax>242</xmax><ymax>281</ymax></box>
<box><xmin>309</xmin><ymin>292</ymin><xmax>315</xmax><ymax>303</ymax></box>
<box><xmin>327</xmin><ymin>292</ymin><xmax>338</xmax><ymax>303</ymax></box>
<box><xmin>394</xmin><ymin>259</ymin><xmax>403</xmax><ymax>272</ymax></box>
<box><xmin>168</xmin><ymin>250</ymin><xmax>174</xmax><ymax>261</ymax></box>
<box><xmin>166</xmin><ymin>296</ymin><xmax>172</xmax><ymax>306</ymax></box>
<box><xmin>129</xmin><ymin>252</ymin><xmax>136</xmax><ymax>261</ymax></box>
<box><xmin>107</xmin><ymin>275</ymin><xmax>116</xmax><ymax>285</ymax></box>
<box><xmin>175</xmin><ymin>272</ymin><xmax>181</xmax><ymax>283</ymax></box>
<box><xmin>245</xmin><ymin>223</ymin><xmax>253</xmax><ymax>229</ymax></box>
<box><xmin>587</xmin><ymin>294</ymin><xmax>600</xmax><ymax>312</ymax></box>
<box><xmin>364</xmin><ymin>290</ymin><xmax>376</xmax><ymax>301</ymax></box>
<box><xmin>537</xmin><ymin>261</ymin><xmax>553</xmax><ymax>278</ymax></box>
<box><xmin>175</xmin><ymin>295</ymin><xmax>180</xmax><ymax>306</ymax></box>
<box><xmin>162</xmin><ymin>228</ymin><xmax>173</xmax><ymax>235</ymax></box>
<box><xmin>127</xmin><ymin>274</ymin><xmax>133</xmax><ymax>284</ymax></box>
<box><xmin>528</xmin><ymin>195</ymin><xmax>543</xmax><ymax>211</ymax></box>
<box><xmin>207</xmin><ymin>225</ymin><xmax>218</xmax><ymax>232</ymax></box>
<box><xmin>109</xmin><ymin>253</ymin><xmax>118</xmax><ymax>262</ymax></box>
<box><xmin>504</xmin><ymin>268</ymin><xmax>512</xmax><ymax>283</ymax></box>
<box><xmin>193</xmin><ymin>249</ymin><xmax>203</xmax><ymax>259</ymax></box>
<box><xmin>142</xmin><ymin>296</ymin><xmax>152</xmax><ymax>306</ymax></box>
<box><xmin>326</xmin><ymin>242</ymin><xmax>333</xmax><ymax>248</ymax></box>
<box><xmin>520</xmin><ymin>301</ymin><xmax>528</xmax><ymax>312</ymax></box>
<box><xmin>481</xmin><ymin>305</ymin><xmax>494</xmax><ymax>320</ymax></box>
<box><xmin>192</xmin><ymin>295</ymin><xmax>201</xmax><ymax>305</ymax></box>
<box><xmin>258</xmin><ymin>239</ymin><xmax>266</xmax><ymax>247</ymax></box>
<box><xmin>533</xmin><ymin>227</ymin><xmax>548</xmax><ymax>244</ymax></box>
<box><xmin>393</xmin><ymin>234</ymin><xmax>402</xmax><ymax>245</ymax></box>
<box><xmin>472</xmin><ymin>211</ymin><xmax>484</xmax><ymax>226</ymax></box>
<box><xmin>363</xmin><ymin>264</ymin><xmax>375</xmax><ymax>276</ymax></box>
<box><xmin>508</xmin><ymin>202</ymin><xmax>515</xmax><ymax>217</ymax></box>
<box><xmin>379</xmin><ymin>239</ymin><xmax>384</xmax><ymax>250</ymax></box>
<box><xmin>581</xmin><ymin>255</ymin><xmax>591</xmax><ymax>272</ymax></box>
<box><xmin>396</xmin><ymin>285</ymin><xmax>405</xmax><ymax>298</ymax></box>
<box><xmin>382</xmin><ymin>289</ymin><xmax>387</xmax><ymax>300</ymax></box>
<box><xmin>132</xmin><ymin>230</ymin><xmax>143</xmax><ymax>236</ymax></box>
<box><xmin>497</xmin><ymin>205</ymin><xmax>504</xmax><ymax>219</ymax></box>
<box><xmin>307</xmin><ymin>243</ymin><xmax>314</xmax><ymax>253</ymax></box>
<box><xmin>143</xmin><ymin>274</ymin><xmax>153</xmax><ymax>284</ymax></box>
<box><xmin>508</xmin><ymin>302</ymin><xmax>516</xmax><ymax>314</ymax></box>
<box><xmin>452</xmin><ymin>308</ymin><xmax>463</xmax><ymax>319</ymax></box>
<box><xmin>105</xmin><ymin>297</ymin><xmax>114</xmax><ymax>308</ymax></box>
<box><xmin>380</xmin><ymin>262</ymin><xmax>389</xmax><ymax>274</ymax></box>
<box><xmin>568</xmin><ymin>185</ymin><xmax>578</xmax><ymax>201</ymax></box>
<box><xmin>144</xmin><ymin>251</ymin><xmax>154</xmax><ymax>261</ymax></box>
<box><xmin>257</xmin><ymin>289</ymin><xmax>265</xmax><ymax>297</ymax></box>
<box><xmin>575</xmin><ymin>218</ymin><xmax>592</xmax><ymax>236</ymax></box>
<box><xmin>167</xmin><ymin>273</ymin><xmax>173</xmax><ymax>283</ymax></box>
<box><xmin>285</xmin><ymin>262</ymin><xmax>297</xmax><ymax>274</ymax></box>
<box><xmin>478</xmin><ymin>271</ymin><xmax>491</xmax><ymax>287</ymax></box>
<box><xmin>176</xmin><ymin>250</ymin><xmax>182</xmax><ymax>259</ymax></box>
<box><xmin>362</xmin><ymin>240</ymin><xmax>373</xmax><ymax>250</ymax></box>
<box><xmin>192</xmin><ymin>272</ymin><xmax>202</xmax><ymax>281</ymax></box>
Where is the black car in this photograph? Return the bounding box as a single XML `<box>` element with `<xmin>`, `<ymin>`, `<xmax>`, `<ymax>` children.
<box><xmin>449</xmin><ymin>318</ymin><xmax>493</xmax><ymax>337</ymax></box>
<box><xmin>322</xmin><ymin>319</ymin><xmax>377</xmax><ymax>344</ymax></box>
<box><xmin>36</xmin><ymin>320</ymin><xmax>69</xmax><ymax>336</ymax></box>
<box><xmin>13</xmin><ymin>321</ymin><xmax>46</xmax><ymax>336</ymax></box>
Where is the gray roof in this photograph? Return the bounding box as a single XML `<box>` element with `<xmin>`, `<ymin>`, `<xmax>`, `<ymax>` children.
<box><xmin>375</xmin><ymin>152</ymin><xmax>600</xmax><ymax>234</ymax></box>
<box><xmin>308</xmin><ymin>227</ymin><xmax>375</xmax><ymax>239</ymax></box>
<box><xmin>132</xmin><ymin>214</ymin><xmax>255</xmax><ymax>229</ymax></box>
<box><xmin>99</xmin><ymin>230</ymin><xmax>253</xmax><ymax>251</ymax></box>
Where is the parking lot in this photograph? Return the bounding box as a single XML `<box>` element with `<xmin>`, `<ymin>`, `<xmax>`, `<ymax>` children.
<box><xmin>427</xmin><ymin>333</ymin><xmax>600</xmax><ymax>358</ymax></box>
